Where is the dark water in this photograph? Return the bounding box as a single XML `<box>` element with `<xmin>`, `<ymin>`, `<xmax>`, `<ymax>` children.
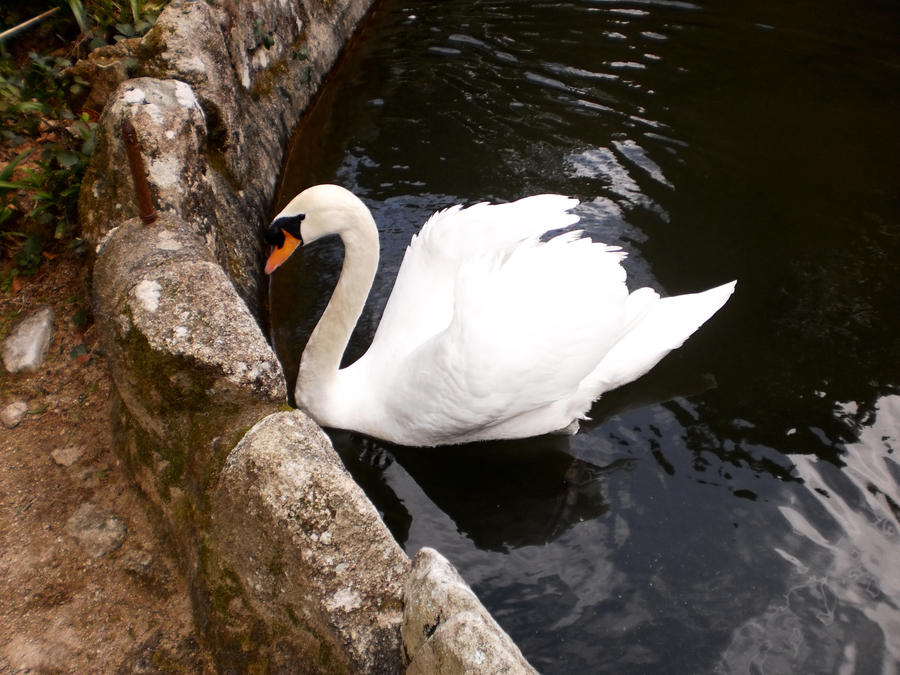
<box><xmin>269</xmin><ymin>0</ymin><xmax>900</xmax><ymax>671</ymax></box>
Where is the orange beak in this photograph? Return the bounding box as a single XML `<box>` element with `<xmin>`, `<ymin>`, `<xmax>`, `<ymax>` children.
<box><xmin>265</xmin><ymin>231</ymin><xmax>302</xmax><ymax>274</ymax></box>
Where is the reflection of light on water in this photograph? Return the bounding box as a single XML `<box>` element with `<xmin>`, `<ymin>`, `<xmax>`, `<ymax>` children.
<box><xmin>786</xmin><ymin>394</ymin><xmax>900</xmax><ymax>670</ymax></box>
<box><xmin>566</xmin><ymin>146</ymin><xmax>669</xmax><ymax>220</ymax></box>
<box><xmin>718</xmin><ymin>395</ymin><xmax>900</xmax><ymax>674</ymax></box>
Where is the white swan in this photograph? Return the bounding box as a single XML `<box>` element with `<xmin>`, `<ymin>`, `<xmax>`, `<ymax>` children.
<box><xmin>265</xmin><ymin>184</ymin><xmax>735</xmax><ymax>447</ymax></box>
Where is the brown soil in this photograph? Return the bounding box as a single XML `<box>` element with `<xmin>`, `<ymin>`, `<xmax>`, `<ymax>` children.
<box><xmin>0</xmin><ymin>252</ymin><xmax>212</xmax><ymax>673</ymax></box>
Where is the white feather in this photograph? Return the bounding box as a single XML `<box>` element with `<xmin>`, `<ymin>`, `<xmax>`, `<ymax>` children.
<box><xmin>270</xmin><ymin>185</ymin><xmax>735</xmax><ymax>446</ymax></box>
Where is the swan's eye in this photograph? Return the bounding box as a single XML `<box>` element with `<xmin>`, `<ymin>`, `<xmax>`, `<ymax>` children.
<box><xmin>266</xmin><ymin>213</ymin><xmax>306</xmax><ymax>246</ymax></box>
<box><xmin>283</xmin><ymin>213</ymin><xmax>305</xmax><ymax>238</ymax></box>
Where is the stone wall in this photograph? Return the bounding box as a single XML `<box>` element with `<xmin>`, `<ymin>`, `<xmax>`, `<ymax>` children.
<box><xmin>82</xmin><ymin>0</ymin><xmax>372</xmax><ymax>316</ymax></box>
<box><xmin>84</xmin><ymin>0</ymin><xmax>538</xmax><ymax>671</ymax></box>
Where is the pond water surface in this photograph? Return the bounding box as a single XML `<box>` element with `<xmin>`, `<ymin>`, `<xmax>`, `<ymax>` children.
<box><xmin>269</xmin><ymin>0</ymin><xmax>900</xmax><ymax>671</ymax></box>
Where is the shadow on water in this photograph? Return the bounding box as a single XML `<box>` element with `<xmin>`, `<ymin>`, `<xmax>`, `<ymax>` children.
<box><xmin>331</xmin><ymin>430</ymin><xmax>624</xmax><ymax>551</ymax></box>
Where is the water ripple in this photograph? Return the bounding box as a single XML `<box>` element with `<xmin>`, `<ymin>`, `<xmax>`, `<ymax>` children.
<box><xmin>585</xmin><ymin>0</ymin><xmax>701</xmax><ymax>9</ymax></box>
<box><xmin>721</xmin><ymin>395</ymin><xmax>900</xmax><ymax>672</ymax></box>
<box><xmin>612</xmin><ymin>139</ymin><xmax>674</xmax><ymax>188</ymax></box>
<box><xmin>566</xmin><ymin>146</ymin><xmax>668</xmax><ymax>218</ymax></box>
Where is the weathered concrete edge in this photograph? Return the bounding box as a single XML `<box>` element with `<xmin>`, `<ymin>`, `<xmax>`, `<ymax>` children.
<box><xmin>84</xmin><ymin>0</ymin><xmax>539</xmax><ymax>671</ymax></box>
<box><xmin>404</xmin><ymin>548</ymin><xmax>539</xmax><ymax>674</ymax></box>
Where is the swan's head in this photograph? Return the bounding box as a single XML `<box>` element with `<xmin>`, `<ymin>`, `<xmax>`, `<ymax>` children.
<box><xmin>264</xmin><ymin>184</ymin><xmax>373</xmax><ymax>274</ymax></box>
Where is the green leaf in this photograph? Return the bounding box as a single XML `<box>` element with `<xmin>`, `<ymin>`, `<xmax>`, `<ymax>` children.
<box><xmin>15</xmin><ymin>101</ymin><xmax>46</xmax><ymax>114</ymax></box>
<box><xmin>1</xmin><ymin>131</ymin><xmax>26</xmax><ymax>145</ymax></box>
<box><xmin>69</xmin><ymin>343</ymin><xmax>89</xmax><ymax>360</ymax></box>
<box><xmin>0</xmin><ymin>149</ymin><xmax>32</xmax><ymax>181</ymax></box>
<box><xmin>66</xmin><ymin>0</ymin><xmax>88</xmax><ymax>33</ymax></box>
<box><xmin>80</xmin><ymin>133</ymin><xmax>97</xmax><ymax>157</ymax></box>
<box><xmin>56</xmin><ymin>151</ymin><xmax>80</xmax><ymax>168</ymax></box>
<box><xmin>16</xmin><ymin>233</ymin><xmax>43</xmax><ymax>273</ymax></box>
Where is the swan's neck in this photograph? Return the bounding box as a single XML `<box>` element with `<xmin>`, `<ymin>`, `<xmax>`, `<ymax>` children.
<box><xmin>295</xmin><ymin>211</ymin><xmax>379</xmax><ymax>418</ymax></box>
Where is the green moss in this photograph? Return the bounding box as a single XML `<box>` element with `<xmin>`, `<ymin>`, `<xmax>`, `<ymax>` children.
<box><xmin>199</xmin><ymin>543</ymin><xmax>278</xmax><ymax>671</ymax></box>
<box><xmin>210</xmin><ymin>580</ymin><xmax>235</xmax><ymax>617</ymax></box>
<box><xmin>316</xmin><ymin>633</ymin><xmax>350</xmax><ymax>674</ymax></box>
<box><xmin>203</xmin><ymin>546</ymin><xmax>245</xmax><ymax>623</ymax></box>
<box><xmin>251</xmin><ymin>58</ymin><xmax>289</xmax><ymax>100</ymax></box>
<box><xmin>377</xmin><ymin>595</ymin><xmax>404</xmax><ymax>614</ymax></box>
<box><xmin>136</xmin><ymin>22</ymin><xmax>171</xmax><ymax>63</ymax></box>
<box><xmin>122</xmin><ymin>319</ymin><xmax>206</xmax><ymax>415</ymax></box>
<box><xmin>127</xmin><ymin>418</ymin><xmax>152</xmax><ymax>468</ymax></box>
<box><xmin>268</xmin><ymin>619</ymin><xmax>289</xmax><ymax>640</ymax></box>
<box><xmin>131</xmin><ymin>24</ymin><xmax>174</xmax><ymax>81</ymax></box>
<box><xmin>160</xmin><ymin>450</ymin><xmax>187</xmax><ymax>495</ymax></box>
<box><xmin>120</xmin><ymin>315</ymin><xmax>267</xmax><ymax>483</ymax></box>
<box><xmin>174</xmin><ymin>493</ymin><xmax>195</xmax><ymax>528</ymax></box>
<box><xmin>249</xmin><ymin>30</ymin><xmax>314</xmax><ymax>101</ymax></box>
<box><xmin>206</xmin><ymin>151</ymin><xmax>240</xmax><ymax>193</ymax></box>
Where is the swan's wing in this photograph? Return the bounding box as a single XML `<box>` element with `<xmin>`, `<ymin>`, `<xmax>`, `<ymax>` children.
<box><xmin>367</xmin><ymin>195</ymin><xmax>580</xmax><ymax>359</ymax></box>
<box><xmin>380</xmin><ymin>233</ymin><xmax>632</xmax><ymax>444</ymax></box>
<box><xmin>584</xmin><ymin>280</ymin><xmax>736</xmax><ymax>393</ymax></box>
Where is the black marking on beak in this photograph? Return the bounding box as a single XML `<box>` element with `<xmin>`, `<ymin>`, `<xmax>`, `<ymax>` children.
<box><xmin>265</xmin><ymin>213</ymin><xmax>305</xmax><ymax>247</ymax></box>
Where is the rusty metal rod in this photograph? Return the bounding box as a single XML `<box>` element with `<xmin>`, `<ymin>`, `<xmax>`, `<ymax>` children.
<box><xmin>121</xmin><ymin>119</ymin><xmax>157</xmax><ymax>225</ymax></box>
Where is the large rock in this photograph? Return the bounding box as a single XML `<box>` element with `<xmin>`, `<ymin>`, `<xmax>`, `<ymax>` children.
<box><xmin>212</xmin><ymin>411</ymin><xmax>409</xmax><ymax>673</ymax></box>
<box><xmin>1</xmin><ymin>400</ymin><xmax>28</xmax><ymax>428</ymax></box>
<box><xmin>80</xmin><ymin>78</ymin><xmax>241</xmax><ymax>299</ymax></box>
<box><xmin>92</xmin><ymin>214</ymin><xmax>284</xmax><ymax>405</ymax></box>
<box><xmin>403</xmin><ymin>548</ymin><xmax>538</xmax><ymax>675</ymax></box>
<box><xmin>81</xmin><ymin>77</ymin><xmax>208</xmax><ymax>228</ymax></box>
<box><xmin>80</xmin><ymin>0</ymin><xmax>376</xmax><ymax>316</ymax></box>
<box><xmin>92</xmin><ymin>213</ymin><xmax>283</xmax><ymax>529</ymax></box>
<box><xmin>66</xmin><ymin>503</ymin><xmax>127</xmax><ymax>558</ymax></box>
<box><xmin>139</xmin><ymin>0</ymin><xmax>296</xmax><ymax>210</ymax></box>
<box><xmin>2</xmin><ymin>306</ymin><xmax>55</xmax><ymax>374</ymax></box>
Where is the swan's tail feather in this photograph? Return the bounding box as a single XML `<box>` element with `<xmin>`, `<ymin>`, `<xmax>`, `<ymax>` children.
<box><xmin>585</xmin><ymin>280</ymin><xmax>736</xmax><ymax>395</ymax></box>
